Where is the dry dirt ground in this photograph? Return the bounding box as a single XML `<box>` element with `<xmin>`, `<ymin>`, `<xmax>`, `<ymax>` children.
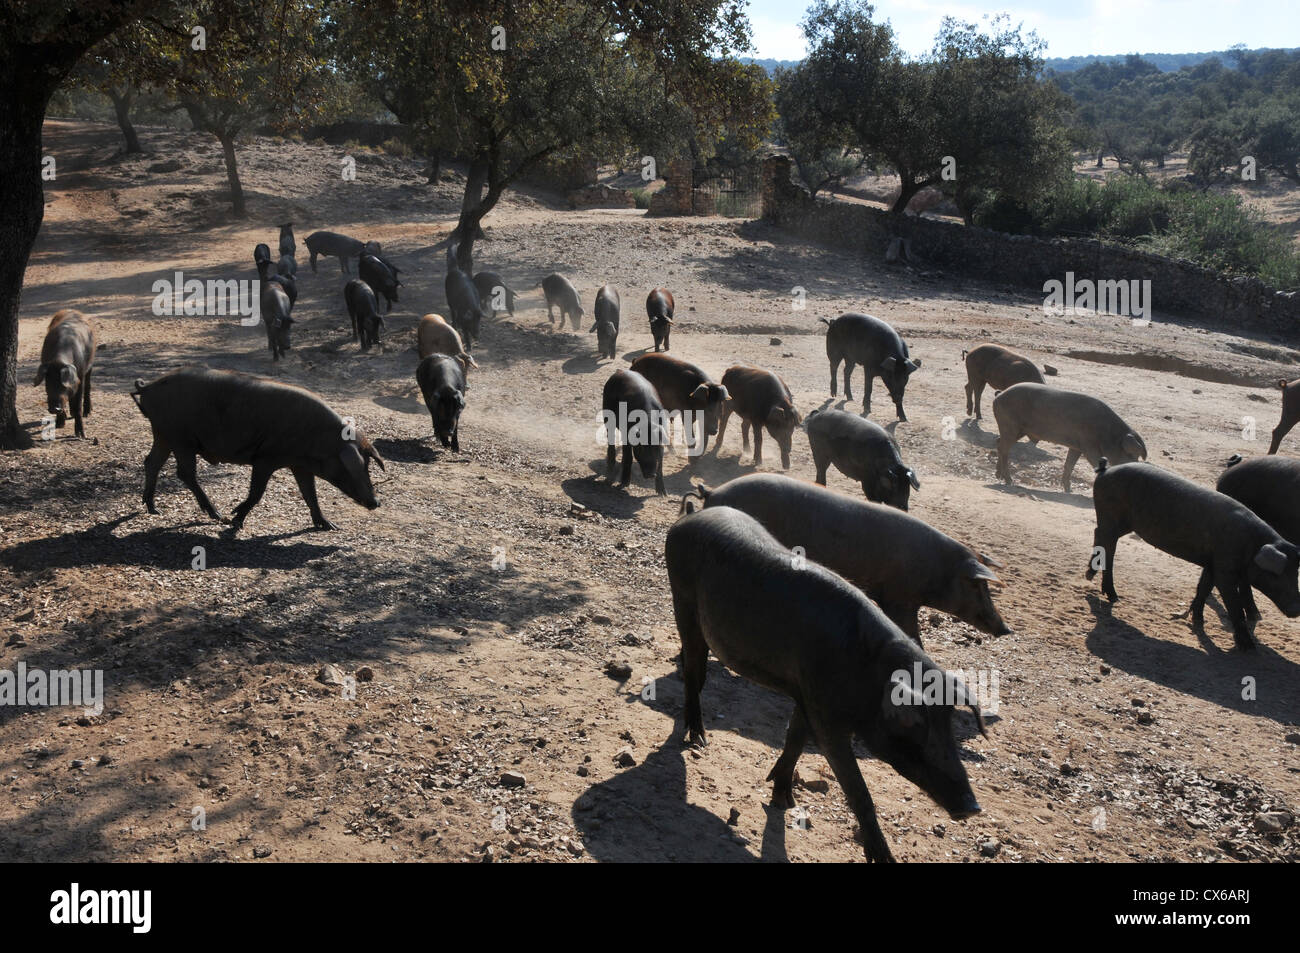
<box><xmin>1</xmin><ymin>120</ymin><xmax>1298</xmax><ymax>863</ymax></box>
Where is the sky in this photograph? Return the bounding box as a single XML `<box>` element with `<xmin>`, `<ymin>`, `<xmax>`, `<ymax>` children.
<box><xmin>746</xmin><ymin>0</ymin><xmax>1300</xmax><ymax>61</ymax></box>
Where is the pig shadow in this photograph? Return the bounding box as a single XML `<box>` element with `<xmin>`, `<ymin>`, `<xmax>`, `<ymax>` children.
<box><xmin>371</xmin><ymin>435</ymin><xmax>462</xmax><ymax>465</ymax></box>
<box><xmin>372</xmin><ymin>393</ymin><xmax>426</xmax><ymax>417</ymax></box>
<box><xmin>0</xmin><ymin>516</ymin><xmax>339</xmax><ymax>572</ymax></box>
<box><xmin>572</xmin><ymin>738</ymin><xmax>762</xmax><ymax>862</ymax></box>
<box><xmin>986</xmin><ymin>483</ymin><xmax>1096</xmax><ymax>509</ymax></box>
<box><xmin>1084</xmin><ymin>592</ymin><xmax>1300</xmax><ymax>724</ymax></box>
<box><xmin>560</xmin><ymin>352</ymin><xmax>605</xmax><ymax>375</ymax></box>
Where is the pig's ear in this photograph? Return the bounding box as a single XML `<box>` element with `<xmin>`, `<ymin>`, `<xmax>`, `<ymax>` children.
<box><xmin>964</xmin><ymin>559</ymin><xmax>1000</xmax><ymax>584</ymax></box>
<box><xmin>363</xmin><ymin>441</ymin><xmax>387</xmax><ymax>472</ymax></box>
<box><xmin>904</xmin><ymin>466</ymin><xmax>920</xmax><ymax>490</ymax></box>
<box><xmin>339</xmin><ymin>443</ymin><xmax>367</xmax><ymax>485</ymax></box>
<box><xmin>33</xmin><ymin>363</ymin><xmax>47</xmax><ymax>386</ymax></box>
<box><xmin>945</xmin><ymin>672</ymin><xmax>987</xmax><ymax>736</ymax></box>
<box><xmin>977</xmin><ymin>551</ymin><xmax>1004</xmax><ymax>569</ymax></box>
<box><xmin>59</xmin><ymin>366</ymin><xmax>77</xmax><ymax>389</ymax></box>
<box><xmin>767</xmin><ymin>407</ymin><xmax>787</xmax><ymax>426</ymax></box>
<box><xmin>454</xmin><ymin>392</ymin><xmax>465</xmax><ymax>409</ymax></box>
<box><xmin>908</xmin><ymin>357</ymin><xmax>921</xmax><ymax>372</ymax></box>
<box><xmin>1255</xmin><ymin>543</ymin><xmax>1289</xmax><ymax>576</ymax></box>
<box><xmin>882</xmin><ymin>675</ymin><xmax>925</xmax><ymax>727</ymax></box>
<box><xmin>689</xmin><ymin>383</ymin><xmax>708</xmax><ymax>401</ymax></box>
<box><xmin>880</xmin><ymin>356</ymin><xmax>897</xmax><ymax>372</ymax></box>
<box><xmin>714</xmin><ymin>384</ymin><xmax>730</xmax><ymax>401</ymax></box>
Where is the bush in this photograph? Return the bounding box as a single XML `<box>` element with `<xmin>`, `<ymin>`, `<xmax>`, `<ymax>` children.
<box><xmin>630</xmin><ymin>187</ymin><xmax>650</xmax><ymax>210</ymax></box>
<box><xmin>380</xmin><ymin>137</ymin><xmax>412</xmax><ymax>158</ymax></box>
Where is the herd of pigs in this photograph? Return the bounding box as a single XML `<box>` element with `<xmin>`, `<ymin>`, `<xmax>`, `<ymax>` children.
<box><xmin>27</xmin><ymin>220</ymin><xmax>1300</xmax><ymax>861</ymax></box>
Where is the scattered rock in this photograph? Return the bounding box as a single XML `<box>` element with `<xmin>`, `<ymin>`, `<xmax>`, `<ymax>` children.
<box><xmin>149</xmin><ymin>158</ymin><xmax>185</xmax><ymax>173</ymax></box>
<box><xmin>1043</xmin><ymin>364</ymin><xmax>1058</xmax><ymax>376</ymax></box>
<box><xmin>253</xmin><ymin>845</ymin><xmax>272</xmax><ymax>858</ymax></box>
<box><xmin>1254</xmin><ymin>811</ymin><xmax>1293</xmax><ymax>833</ymax></box>
<box><xmin>604</xmin><ymin>660</ymin><xmax>633</xmax><ymax>681</ymax></box>
<box><xmin>355</xmin><ymin>666</ymin><xmax>374</xmax><ymax>682</ymax></box>
<box><xmin>499</xmin><ymin>771</ymin><xmax>527</xmax><ymax>788</ymax></box>
<box><xmin>317</xmin><ymin>664</ymin><xmax>345</xmax><ymax>686</ymax></box>
<box><xmin>769</xmin><ymin>337</ymin><xmax>782</xmax><ymax>345</ymax></box>
<box><xmin>727</xmin><ymin>807</ymin><xmax>741</xmax><ymax>826</ymax></box>
<box><xmin>979</xmin><ymin>839</ymin><xmax>1001</xmax><ymax>857</ymax></box>
<box><xmin>799</xmin><ymin>777</ymin><xmax>830</xmax><ymax>794</ymax></box>
<box><xmin>613</xmin><ymin>746</ymin><xmax>636</xmax><ymax>768</ymax></box>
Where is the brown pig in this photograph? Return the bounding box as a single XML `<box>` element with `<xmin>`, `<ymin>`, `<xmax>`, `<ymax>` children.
<box><xmin>417</xmin><ymin>313</ymin><xmax>478</xmax><ymax>371</ymax></box>
<box><xmin>34</xmin><ymin>310</ymin><xmax>97</xmax><ymax>439</ymax></box>
<box><xmin>962</xmin><ymin>344</ymin><xmax>1044</xmax><ymax>419</ymax></box>
<box><xmin>716</xmin><ymin>364</ymin><xmax>800</xmax><ymax>469</ymax></box>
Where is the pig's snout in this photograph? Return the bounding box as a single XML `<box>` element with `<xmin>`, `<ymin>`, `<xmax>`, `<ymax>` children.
<box><xmin>949</xmin><ymin>793</ymin><xmax>982</xmax><ymax>820</ymax></box>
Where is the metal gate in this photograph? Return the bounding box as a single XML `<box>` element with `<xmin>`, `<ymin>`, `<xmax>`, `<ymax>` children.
<box><xmin>692</xmin><ymin>166</ymin><xmax>762</xmax><ymax>218</ymax></box>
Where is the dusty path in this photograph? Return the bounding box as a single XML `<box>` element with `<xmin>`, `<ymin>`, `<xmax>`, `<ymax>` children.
<box><xmin>0</xmin><ymin>121</ymin><xmax>1296</xmax><ymax>862</ymax></box>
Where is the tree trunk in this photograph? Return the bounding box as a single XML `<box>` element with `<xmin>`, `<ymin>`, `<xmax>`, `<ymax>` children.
<box><xmin>0</xmin><ymin>61</ymin><xmax>59</xmax><ymax>448</ymax></box>
<box><xmin>108</xmin><ymin>85</ymin><xmax>142</xmax><ymax>153</ymax></box>
<box><xmin>218</xmin><ymin>132</ymin><xmax>246</xmax><ymax>217</ymax></box>
<box><xmin>891</xmin><ymin>175</ymin><xmax>922</xmax><ymax>215</ymax></box>
<box><xmin>451</xmin><ymin>157</ymin><xmax>489</xmax><ymax>257</ymax></box>
<box><xmin>425</xmin><ymin>150</ymin><xmax>441</xmax><ymax>184</ymax></box>
<box><xmin>0</xmin><ymin>0</ymin><xmax>142</xmax><ymax>448</ymax></box>
<box><xmin>1095</xmin><ymin>152</ymin><xmax>1104</xmax><ymax>168</ymax></box>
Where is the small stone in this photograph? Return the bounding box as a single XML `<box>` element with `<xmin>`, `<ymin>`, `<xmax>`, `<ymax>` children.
<box><xmin>1285</xmin><ymin>733</ymin><xmax>1300</xmax><ymax>745</ymax></box>
<box><xmin>933</xmin><ymin>823</ymin><xmax>946</xmax><ymax>837</ymax></box>
<box><xmin>613</xmin><ymin>747</ymin><xmax>636</xmax><ymax>768</ymax></box>
<box><xmin>727</xmin><ymin>807</ymin><xmax>741</xmax><ymax>826</ymax></box>
<box><xmin>769</xmin><ymin>337</ymin><xmax>782</xmax><ymax>345</ymax></box>
<box><xmin>1131</xmin><ymin>698</ymin><xmax>1145</xmax><ymax>707</ymax></box>
<box><xmin>576</xmin><ymin>764</ymin><xmax>589</xmax><ymax>777</ymax></box>
<box><xmin>1137</xmin><ymin>711</ymin><xmax>1154</xmax><ymax>725</ymax></box>
<box><xmin>317</xmin><ymin>664</ymin><xmax>345</xmax><ymax>686</ymax></box>
<box><xmin>1100</xmin><ymin>665</ymin><xmax>1111</xmax><ymax>675</ymax></box>
<box><xmin>1060</xmin><ymin>762</ymin><xmax>1078</xmax><ymax>776</ymax></box>
<box><xmin>604</xmin><ymin>660</ymin><xmax>633</xmax><ymax>680</ymax></box>
<box><xmin>558</xmin><ymin>526</ymin><xmax>574</xmax><ymax>536</ymax></box>
<box><xmin>355</xmin><ymin>666</ymin><xmax>374</xmax><ymax>682</ymax></box>
<box><xmin>799</xmin><ymin>777</ymin><xmax>830</xmax><ymax>794</ymax></box>
<box><xmin>979</xmin><ymin>839</ymin><xmax>1001</xmax><ymax>857</ymax></box>
<box><xmin>1043</xmin><ymin>364</ymin><xmax>1058</xmax><ymax>376</ymax></box>
<box><xmin>1255</xmin><ymin>811</ymin><xmax>1293</xmax><ymax>833</ymax></box>
<box><xmin>13</xmin><ymin>609</ymin><xmax>34</xmax><ymax>623</ymax></box>
<box><xmin>253</xmin><ymin>845</ymin><xmax>272</xmax><ymax>858</ymax></box>
<box><xmin>499</xmin><ymin>771</ymin><xmax>527</xmax><ymax>788</ymax></box>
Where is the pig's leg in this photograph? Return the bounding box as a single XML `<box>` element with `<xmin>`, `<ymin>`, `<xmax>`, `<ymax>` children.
<box><xmin>174</xmin><ymin>450</ymin><xmax>224</xmax><ymax>523</ymax></box>
<box><xmin>674</xmin><ymin>599</ymin><xmax>709</xmax><ymax>747</ymax></box>
<box><xmin>843</xmin><ymin>362</ymin><xmax>855</xmax><ymax>403</ymax></box>
<box><xmin>1062</xmin><ymin>449</ymin><xmax>1081</xmax><ymax>493</ymax></box>
<box><xmin>1086</xmin><ymin>522</ymin><xmax>1121</xmax><ymax>601</ymax></box>
<box><xmin>142</xmin><ymin>438</ymin><xmax>172</xmax><ymax>514</ymax></box>
<box><xmin>765</xmin><ymin>704</ymin><xmax>810</xmax><ymax>809</ymax></box>
<box><xmin>714</xmin><ymin>403</ymin><xmax>732</xmax><ymax>452</ymax></box>
<box><xmin>861</xmin><ymin>373</ymin><xmax>872</xmax><ymax>414</ymax></box>
<box><xmin>995</xmin><ymin>432</ymin><xmax>1018</xmax><ymax>484</ymax></box>
<box><xmin>1185</xmin><ymin>567</ymin><xmax>1214</xmax><ymax>629</ymax></box>
<box><xmin>968</xmin><ymin>380</ymin><xmax>981</xmax><ymax>418</ymax></box>
<box><xmin>229</xmin><ymin>463</ymin><xmax>275</xmax><ymax>530</ymax></box>
<box><xmin>71</xmin><ymin>385</ymin><xmax>85</xmax><ymax>438</ymax></box>
<box><xmin>605</xmin><ymin>444</ymin><xmax>617</xmax><ymax>480</ymax></box>
<box><xmin>619</xmin><ymin>445</ymin><xmax>634</xmax><ymax>487</ymax></box>
<box><xmin>752</xmin><ymin>423</ymin><xmax>764</xmax><ymax>466</ymax></box>
<box><xmin>653</xmin><ymin>451</ymin><xmax>665</xmax><ymax>496</ymax></box>
<box><xmin>814</xmin><ymin>723</ymin><xmax>895</xmax><ymax>862</ymax></box>
<box><xmin>1269</xmin><ymin>415</ymin><xmax>1296</xmax><ymax>454</ymax></box>
<box><xmin>1242</xmin><ymin>584</ymin><xmax>1261</xmax><ymax>621</ymax></box>
<box><xmin>663</xmin><ymin>326</ymin><xmax>670</xmax><ymax>351</ymax></box>
<box><xmin>829</xmin><ymin>356</ymin><xmax>840</xmax><ymax>397</ymax></box>
<box><xmin>1215</xmin><ymin>573</ymin><xmax>1256</xmax><ymax>650</ymax></box>
<box><xmin>812</xmin><ymin>445</ymin><xmax>830</xmax><ymax>484</ymax></box>
<box><xmin>82</xmin><ymin>368</ymin><xmax>92</xmax><ymax>416</ymax></box>
<box><xmin>292</xmin><ymin>467</ymin><xmax>335</xmax><ymax>531</ymax></box>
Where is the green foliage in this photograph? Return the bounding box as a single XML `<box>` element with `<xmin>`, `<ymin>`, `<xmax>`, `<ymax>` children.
<box><xmin>630</xmin><ymin>187</ymin><xmax>651</xmax><ymax>209</ymax></box>
<box><xmin>975</xmin><ymin>173</ymin><xmax>1300</xmax><ymax>290</ymax></box>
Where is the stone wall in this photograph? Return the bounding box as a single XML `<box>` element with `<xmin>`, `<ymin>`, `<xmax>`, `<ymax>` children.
<box><xmin>760</xmin><ymin>155</ymin><xmax>1300</xmax><ymax>336</ymax></box>
<box><xmin>647</xmin><ymin>159</ymin><xmax>693</xmax><ymax>216</ymax></box>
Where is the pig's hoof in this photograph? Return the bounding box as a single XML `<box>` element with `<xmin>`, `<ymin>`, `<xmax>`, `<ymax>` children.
<box><xmin>769</xmin><ymin>784</ymin><xmax>796</xmax><ymax>810</ymax></box>
<box><xmin>685</xmin><ymin>730</ymin><xmax>708</xmax><ymax>749</ymax></box>
<box><xmin>313</xmin><ymin>519</ymin><xmax>337</xmax><ymax>531</ymax></box>
<box><xmin>1084</xmin><ymin>568</ymin><xmax>1096</xmax><ymax>580</ymax></box>
<box><xmin>145</xmin><ymin>503</ymin><xmax>159</xmax><ymax>515</ymax></box>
